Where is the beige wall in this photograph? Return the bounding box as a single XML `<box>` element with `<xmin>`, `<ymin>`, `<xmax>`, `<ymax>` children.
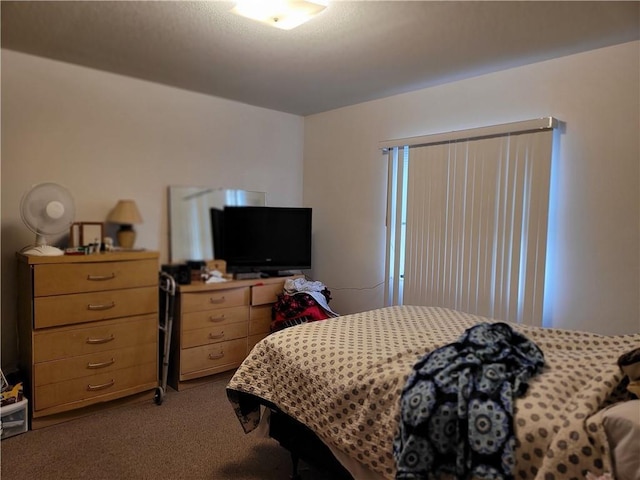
<box><xmin>1</xmin><ymin>50</ymin><xmax>304</xmax><ymax>369</ymax></box>
<box><xmin>304</xmin><ymin>41</ymin><xmax>640</xmax><ymax>335</ymax></box>
<box><xmin>3</xmin><ymin>41</ymin><xmax>639</xmax><ymax>370</ymax></box>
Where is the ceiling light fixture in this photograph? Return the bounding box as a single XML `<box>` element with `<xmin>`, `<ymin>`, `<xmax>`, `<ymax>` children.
<box><xmin>231</xmin><ymin>0</ymin><xmax>328</xmax><ymax>30</ymax></box>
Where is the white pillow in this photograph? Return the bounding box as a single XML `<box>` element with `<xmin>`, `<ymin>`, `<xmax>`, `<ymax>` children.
<box><xmin>602</xmin><ymin>400</ymin><xmax>640</xmax><ymax>480</ymax></box>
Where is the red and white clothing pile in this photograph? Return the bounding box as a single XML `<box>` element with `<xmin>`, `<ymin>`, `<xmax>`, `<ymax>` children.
<box><xmin>271</xmin><ymin>278</ymin><xmax>338</xmax><ymax>332</ymax></box>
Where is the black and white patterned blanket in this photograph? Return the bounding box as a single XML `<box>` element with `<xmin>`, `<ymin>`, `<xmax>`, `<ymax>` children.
<box><xmin>227</xmin><ymin>306</ymin><xmax>637</xmax><ymax>480</ymax></box>
<box><xmin>394</xmin><ymin>322</ymin><xmax>545</xmax><ymax>480</ymax></box>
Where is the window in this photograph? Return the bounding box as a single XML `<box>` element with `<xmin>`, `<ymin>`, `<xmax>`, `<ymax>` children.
<box><xmin>382</xmin><ymin>118</ymin><xmax>558</xmax><ymax>326</ymax></box>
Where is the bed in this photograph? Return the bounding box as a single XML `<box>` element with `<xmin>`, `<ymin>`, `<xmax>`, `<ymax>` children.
<box><xmin>226</xmin><ymin>306</ymin><xmax>639</xmax><ymax>480</ymax></box>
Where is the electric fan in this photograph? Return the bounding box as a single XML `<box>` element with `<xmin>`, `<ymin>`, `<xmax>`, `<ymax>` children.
<box><xmin>20</xmin><ymin>182</ymin><xmax>76</xmax><ymax>256</ymax></box>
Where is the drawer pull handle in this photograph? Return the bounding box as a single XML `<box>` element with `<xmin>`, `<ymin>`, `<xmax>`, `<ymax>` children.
<box><xmin>209</xmin><ymin>332</ymin><xmax>225</xmax><ymax>340</ymax></box>
<box><xmin>87</xmin><ymin>273</ymin><xmax>116</xmax><ymax>281</ymax></box>
<box><xmin>86</xmin><ymin>335</ymin><xmax>115</xmax><ymax>344</ymax></box>
<box><xmin>87</xmin><ymin>380</ymin><xmax>115</xmax><ymax>391</ymax></box>
<box><xmin>87</xmin><ymin>302</ymin><xmax>116</xmax><ymax>311</ymax></box>
<box><xmin>209</xmin><ymin>296</ymin><xmax>225</xmax><ymax>304</ymax></box>
<box><xmin>208</xmin><ymin>352</ymin><xmax>224</xmax><ymax>360</ymax></box>
<box><xmin>87</xmin><ymin>358</ymin><xmax>115</xmax><ymax>369</ymax></box>
<box><xmin>209</xmin><ymin>315</ymin><xmax>226</xmax><ymax>322</ymax></box>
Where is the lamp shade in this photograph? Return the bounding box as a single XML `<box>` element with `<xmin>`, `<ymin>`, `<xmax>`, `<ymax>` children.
<box><xmin>107</xmin><ymin>200</ymin><xmax>143</xmax><ymax>225</ymax></box>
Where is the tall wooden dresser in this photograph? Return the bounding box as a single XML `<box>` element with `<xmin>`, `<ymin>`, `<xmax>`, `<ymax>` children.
<box><xmin>168</xmin><ymin>275</ymin><xmax>298</xmax><ymax>391</ymax></box>
<box><xmin>16</xmin><ymin>251</ymin><xmax>160</xmax><ymax>428</ymax></box>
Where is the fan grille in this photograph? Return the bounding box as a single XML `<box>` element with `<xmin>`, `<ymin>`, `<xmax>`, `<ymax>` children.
<box><xmin>20</xmin><ymin>182</ymin><xmax>76</xmax><ymax>236</ymax></box>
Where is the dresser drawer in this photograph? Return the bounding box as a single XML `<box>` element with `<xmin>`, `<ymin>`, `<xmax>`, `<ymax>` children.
<box><xmin>33</xmin><ymin>314</ymin><xmax>157</xmax><ymax>363</ymax></box>
<box><xmin>249</xmin><ymin>304</ymin><xmax>272</xmax><ymax>335</ymax></box>
<box><xmin>34</xmin><ymin>286</ymin><xmax>157</xmax><ymax>328</ymax></box>
<box><xmin>252</xmin><ymin>281</ymin><xmax>285</xmax><ymax>306</ymax></box>
<box><xmin>181</xmin><ymin>305</ymin><xmax>249</xmax><ymax>331</ymax></box>
<box><xmin>181</xmin><ymin>287</ymin><xmax>249</xmax><ymax>313</ymax></box>
<box><xmin>35</xmin><ymin>362</ymin><xmax>157</xmax><ymax>412</ymax></box>
<box><xmin>33</xmin><ymin>259</ymin><xmax>158</xmax><ymax>296</ymax></box>
<box><xmin>180</xmin><ymin>338</ymin><xmax>246</xmax><ymax>377</ymax></box>
<box><xmin>34</xmin><ymin>342</ymin><xmax>157</xmax><ymax>386</ymax></box>
<box><xmin>181</xmin><ymin>321</ymin><xmax>248</xmax><ymax>349</ymax></box>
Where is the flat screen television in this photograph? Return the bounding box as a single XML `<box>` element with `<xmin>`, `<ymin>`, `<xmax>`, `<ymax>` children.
<box><xmin>218</xmin><ymin>206</ymin><xmax>312</xmax><ymax>276</ymax></box>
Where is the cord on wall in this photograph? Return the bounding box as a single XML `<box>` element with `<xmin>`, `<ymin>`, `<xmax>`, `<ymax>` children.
<box><xmin>300</xmin><ymin>274</ymin><xmax>385</xmax><ymax>292</ymax></box>
<box><xmin>325</xmin><ymin>281</ymin><xmax>386</xmax><ymax>292</ymax></box>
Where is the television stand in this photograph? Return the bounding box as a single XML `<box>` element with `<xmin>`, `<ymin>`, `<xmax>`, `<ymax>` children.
<box><xmin>234</xmin><ymin>272</ymin><xmax>263</xmax><ymax>280</ymax></box>
<box><xmin>264</xmin><ymin>270</ymin><xmax>296</xmax><ymax>278</ymax></box>
<box><xmin>234</xmin><ymin>271</ymin><xmax>297</xmax><ymax>280</ymax></box>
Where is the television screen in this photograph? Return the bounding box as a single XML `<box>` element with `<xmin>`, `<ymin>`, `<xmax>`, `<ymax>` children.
<box><xmin>210</xmin><ymin>208</ymin><xmax>225</xmax><ymax>259</ymax></box>
<box><xmin>219</xmin><ymin>206</ymin><xmax>312</xmax><ymax>275</ymax></box>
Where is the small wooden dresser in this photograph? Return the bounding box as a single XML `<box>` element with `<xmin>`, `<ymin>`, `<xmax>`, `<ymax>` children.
<box><xmin>16</xmin><ymin>251</ymin><xmax>160</xmax><ymax>428</ymax></box>
<box><xmin>168</xmin><ymin>276</ymin><xmax>297</xmax><ymax>390</ymax></box>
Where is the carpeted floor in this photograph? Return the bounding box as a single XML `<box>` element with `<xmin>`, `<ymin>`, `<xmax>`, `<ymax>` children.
<box><xmin>0</xmin><ymin>375</ymin><xmax>332</xmax><ymax>479</ymax></box>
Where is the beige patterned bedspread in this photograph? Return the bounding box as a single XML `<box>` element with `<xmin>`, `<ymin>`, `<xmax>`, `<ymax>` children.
<box><xmin>227</xmin><ymin>306</ymin><xmax>639</xmax><ymax>480</ymax></box>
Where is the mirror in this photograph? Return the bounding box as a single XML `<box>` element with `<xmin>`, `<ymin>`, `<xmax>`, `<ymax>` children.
<box><xmin>168</xmin><ymin>186</ymin><xmax>266</xmax><ymax>263</ymax></box>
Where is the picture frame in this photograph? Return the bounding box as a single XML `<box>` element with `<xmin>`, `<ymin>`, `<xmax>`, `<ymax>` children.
<box><xmin>70</xmin><ymin>222</ymin><xmax>104</xmax><ymax>247</ymax></box>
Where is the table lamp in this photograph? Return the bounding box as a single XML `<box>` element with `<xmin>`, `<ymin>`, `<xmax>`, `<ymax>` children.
<box><xmin>107</xmin><ymin>199</ymin><xmax>143</xmax><ymax>249</ymax></box>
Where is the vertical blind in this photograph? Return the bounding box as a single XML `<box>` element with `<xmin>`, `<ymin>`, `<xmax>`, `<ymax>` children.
<box><xmin>382</xmin><ymin>118</ymin><xmax>557</xmax><ymax>326</ymax></box>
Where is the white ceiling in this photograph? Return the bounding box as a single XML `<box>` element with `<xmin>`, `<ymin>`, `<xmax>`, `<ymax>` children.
<box><xmin>2</xmin><ymin>1</ymin><xmax>638</xmax><ymax>116</ymax></box>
